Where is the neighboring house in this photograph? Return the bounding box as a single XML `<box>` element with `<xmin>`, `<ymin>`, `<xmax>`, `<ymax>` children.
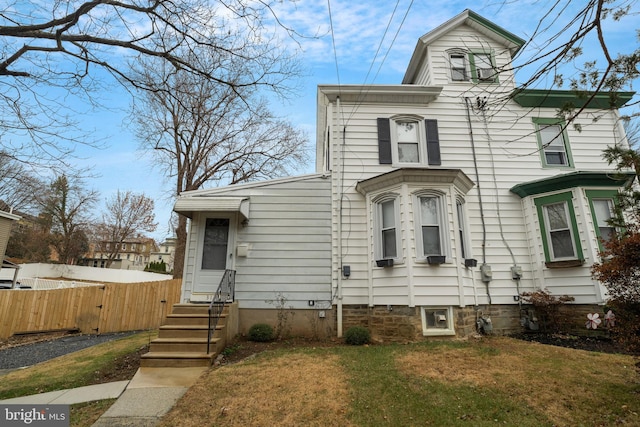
<box><xmin>174</xmin><ymin>10</ymin><xmax>635</xmax><ymax>341</ymax></box>
<box><xmin>148</xmin><ymin>237</ymin><xmax>177</xmax><ymax>273</ymax></box>
<box><xmin>83</xmin><ymin>237</ymin><xmax>158</xmax><ymax>271</ymax></box>
<box><xmin>0</xmin><ymin>209</ymin><xmax>21</xmax><ymax>286</ymax></box>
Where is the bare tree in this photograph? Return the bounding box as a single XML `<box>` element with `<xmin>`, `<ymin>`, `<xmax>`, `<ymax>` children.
<box><xmin>0</xmin><ymin>0</ymin><xmax>302</xmax><ymax>168</ymax></box>
<box><xmin>495</xmin><ymin>1</ymin><xmax>639</xmax><ymax>121</ymax></box>
<box><xmin>94</xmin><ymin>190</ymin><xmax>157</xmax><ymax>267</ymax></box>
<box><xmin>39</xmin><ymin>174</ymin><xmax>98</xmax><ymax>264</ymax></box>
<box><xmin>0</xmin><ymin>151</ymin><xmax>42</xmax><ymax>213</ymax></box>
<box><xmin>132</xmin><ymin>52</ymin><xmax>308</xmax><ymax>278</ymax></box>
<box><xmin>6</xmin><ymin>216</ymin><xmax>52</xmax><ymax>263</ymax></box>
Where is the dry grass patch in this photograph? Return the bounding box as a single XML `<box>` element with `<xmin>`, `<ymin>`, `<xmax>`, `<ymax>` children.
<box><xmin>161</xmin><ymin>351</ymin><xmax>352</xmax><ymax>427</ymax></box>
<box><xmin>397</xmin><ymin>336</ymin><xmax>639</xmax><ymax>427</ymax></box>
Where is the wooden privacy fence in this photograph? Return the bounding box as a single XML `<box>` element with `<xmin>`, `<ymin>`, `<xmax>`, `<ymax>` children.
<box><xmin>0</xmin><ymin>279</ymin><xmax>181</xmax><ymax>339</ymax></box>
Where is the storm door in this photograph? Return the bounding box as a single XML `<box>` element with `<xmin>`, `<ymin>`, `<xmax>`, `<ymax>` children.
<box><xmin>193</xmin><ymin>216</ymin><xmax>234</xmax><ymax>296</ymax></box>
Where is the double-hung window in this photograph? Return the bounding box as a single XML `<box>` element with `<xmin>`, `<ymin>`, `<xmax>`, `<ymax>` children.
<box><xmin>450</xmin><ymin>53</ymin><xmax>467</xmax><ymax>81</ymax></box>
<box><xmin>470</xmin><ymin>51</ymin><xmax>497</xmax><ymax>83</ymax></box>
<box><xmin>544</xmin><ymin>202</ymin><xmax>575</xmax><ymax>258</ymax></box>
<box><xmin>534</xmin><ymin>192</ymin><xmax>583</xmax><ymax>264</ymax></box>
<box><xmin>377</xmin><ymin>117</ymin><xmax>441</xmax><ymax>166</ymax></box>
<box><xmin>396</xmin><ymin>121</ymin><xmax>420</xmax><ymax>163</ymax></box>
<box><xmin>586</xmin><ymin>189</ymin><xmax>618</xmax><ymax>250</ymax></box>
<box><xmin>533</xmin><ymin>118</ymin><xmax>573</xmax><ymax>167</ymax></box>
<box><xmin>374</xmin><ymin>196</ymin><xmax>401</xmax><ymax>262</ymax></box>
<box><xmin>592</xmin><ymin>200</ymin><xmax>615</xmax><ymax>242</ymax></box>
<box><xmin>415</xmin><ymin>192</ymin><xmax>449</xmax><ymax>260</ymax></box>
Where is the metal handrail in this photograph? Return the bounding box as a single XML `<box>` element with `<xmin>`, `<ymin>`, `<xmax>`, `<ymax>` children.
<box><xmin>207</xmin><ymin>269</ymin><xmax>236</xmax><ymax>354</ymax></box>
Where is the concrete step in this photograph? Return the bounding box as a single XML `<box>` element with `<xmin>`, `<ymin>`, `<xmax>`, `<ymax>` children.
<box><xmin>140</xmin><ymin>351</ymin><xmax>214</xmax><ymax>368</ymax></box>
<box><xmin>164</xmin><ymin>313</ymin><xmax>227</xmax><ymax>326</ymax></box>
<box><xmin>149</xmin><ymin>337</ymin><xmax>221</xmax><ymax>353</ymax></box>
<box><xmin>158</xmin><ymin>324</ymin><xmax>224</xmax><ymax>339</ymax></box>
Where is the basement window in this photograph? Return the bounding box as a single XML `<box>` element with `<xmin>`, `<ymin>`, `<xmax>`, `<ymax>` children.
<box><xmin>421</xmin><ymin>306</ymin><xmax>455</xmax><ymax>336</ymax></box>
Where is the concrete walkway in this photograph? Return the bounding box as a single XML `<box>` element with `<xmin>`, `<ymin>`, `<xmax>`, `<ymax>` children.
<box><xmin>0</xmin><ymin>381</ymin><xmax>130</xmax><ymax>405</ymax></box>
<box><xmin>0</xmin><ymin>367</ymin><xmax>208</xmax><ymax>427</ymax></box>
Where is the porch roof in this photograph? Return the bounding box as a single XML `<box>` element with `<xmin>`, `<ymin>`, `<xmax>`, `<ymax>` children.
<box><xmin>509</xmin><ymin>171</ymin><xmax>635</xmax><ymax>198</ymax></box>
<box><xmin>173</xmin><ymin>196</ymin><xmax>250</xmax><ymax>220</ymax></box>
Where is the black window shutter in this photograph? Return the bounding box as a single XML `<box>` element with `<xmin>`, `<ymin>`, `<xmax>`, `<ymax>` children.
<box><xmin>377</xmin><ymin>118</ymin><xmax>392</xmax><ymax>164</ymax></box>
<box><xmin>425</xmin><ymin>119</ymin><xmax>441</xmax><ymax>166</ymax></box>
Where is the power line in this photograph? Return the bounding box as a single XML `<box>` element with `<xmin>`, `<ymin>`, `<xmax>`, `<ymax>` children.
<box><xmin>326</xmin><ymin>0</ymin><xmax>341</xmax><ymax>88</ymax></box>
<box><xmin>345</xmin><ymin>0</ymin><xmax>415</xmax><ymax>125</ymax></box>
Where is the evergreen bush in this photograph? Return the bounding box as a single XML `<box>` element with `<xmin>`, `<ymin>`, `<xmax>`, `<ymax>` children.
<box><xmin>248</xmin><ymin>323</ymin><xmax>274</xmax><ymax>342</ymax></box>
<box><xmin>344</xmin><ymin>326</ymin><xmax>370</xmax><ymax>345</ymax></box>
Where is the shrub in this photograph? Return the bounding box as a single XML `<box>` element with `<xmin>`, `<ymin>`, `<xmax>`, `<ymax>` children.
<box><xmin>248</xmin><ymin>323</ymin><xmax>274</xmax><ymax>342</ymax></box>
<box><xmin>520</xmin><ymin>289</ymin><xmax>574</xmax><ymax>333</ymax></box>
<box><xmin>605</xmin><ymin>300</ymin><xmax>640</xmax><ymax>355</ymax></box>
<box><xmin>344</xmin><ymin>326</ymin><xmax>370</xmax><ymax>345</ymax></box>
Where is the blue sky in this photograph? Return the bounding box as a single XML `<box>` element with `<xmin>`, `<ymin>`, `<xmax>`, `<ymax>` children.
<box><xmin>60</xmin><ymin>0</ymin><xmax>638</xmax><ymax>241</ymax></box>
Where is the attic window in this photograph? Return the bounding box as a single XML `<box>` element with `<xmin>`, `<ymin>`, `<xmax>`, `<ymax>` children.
<box><xmin>470</xmin><ymin>52</ymin><xmax>497</xmax><ymax>83</ymax></box>
<box><xmin>450</xmin><ymin>53</ymin><xmax>468</xmax><ymax>81</ymax></box>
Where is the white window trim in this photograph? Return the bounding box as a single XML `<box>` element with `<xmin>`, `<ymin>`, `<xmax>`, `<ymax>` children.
<box><xmin>390</xmin><ymin>115</ymin><xmax>426</xmax><ymax>166</ymax></box>
<box><xmin>373</xmin><ymin>194</ymin><xmax>403</xmax><ymax>264</ymax></box>
<box><xmin>414</xmin><ymin>191</ymin><xmax>451</xmax><ymax>262</ymax></box>
<box><xmin>421</xmin><ymin>306</ymin><xmax>455</xmax><ymax>336</ymax></box>
<box><xmin>542</xmin><ymin>201</ymin><xmax>578</xmax><ymax>261</ymax></box>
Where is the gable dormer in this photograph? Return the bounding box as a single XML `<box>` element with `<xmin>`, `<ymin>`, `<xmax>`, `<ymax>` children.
<box><xmin>402</xmin><ymin>9</ymin><xmax>525</xmax><ymax>89</ymax></box>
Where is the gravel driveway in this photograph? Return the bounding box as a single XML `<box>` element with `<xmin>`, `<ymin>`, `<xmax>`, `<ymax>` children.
<box><xmin>0</xmin><ymin>332</ymin><xmax>139</xmax><ymax>371</ymax></box>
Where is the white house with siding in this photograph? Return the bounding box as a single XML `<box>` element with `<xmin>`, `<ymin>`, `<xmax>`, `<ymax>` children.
<box><xmin>175</xmin><ymin>10</ymin><xmax>635</xmax><ymax>340</ymax></box>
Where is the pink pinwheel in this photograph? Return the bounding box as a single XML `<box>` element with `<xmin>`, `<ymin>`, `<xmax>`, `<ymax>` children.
<box><xmin>586</xmin><ymin>313</ymin><xmax>602</xmax><ymax>329</ymax></box>
<box><xmin>604</xmin><ymin>310</ymin><xmax>615</xmax><ymax>328</ymax></box>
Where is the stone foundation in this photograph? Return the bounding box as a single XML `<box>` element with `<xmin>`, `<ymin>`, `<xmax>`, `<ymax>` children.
<box><xmin>340</xmin><ymin>304</ymin><xmax>608</xmax><ymax>342</ymax></box>
<box><xmin>234</xmin><ymin>304</ymin><xmax>608</xmax><ymax>343</ymax></box>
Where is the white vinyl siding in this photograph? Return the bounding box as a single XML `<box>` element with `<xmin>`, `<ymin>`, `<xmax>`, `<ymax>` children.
<box><xmin>181</xmin><ymin>175</ymin><xmax>332</xmax><ymax>308</ymax></box>
<box><xmin>313</xmin><ymin>20</ymin><xmax>629</xmax><ymax>308</ymax></box>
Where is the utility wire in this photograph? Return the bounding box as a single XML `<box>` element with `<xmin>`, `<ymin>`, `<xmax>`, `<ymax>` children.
<box><xmin>360</xmin><ymin>0</ymin><xmax>401</xmax><ymax>87</ymax></box>
<box><xmin>346</xmin><ymin>0</ymin><xmax>415</xmax><ymax>125</ymax></box>
<box><xmin>326</xmin><ymin>0</ymin><xmax>341</xmax><ymax>89</ymax></box>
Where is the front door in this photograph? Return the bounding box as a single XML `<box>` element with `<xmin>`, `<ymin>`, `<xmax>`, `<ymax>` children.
<box><xmin>193</xmin><ymin>215</ymin><xmax>235</xmax><ymax>300</ymax></box>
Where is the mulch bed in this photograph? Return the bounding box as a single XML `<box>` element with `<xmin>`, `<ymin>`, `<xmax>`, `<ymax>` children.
<box><xmin>512</xmin><ymin>331</ymin><xmax>634</xmax><ymax>355</ymax></box>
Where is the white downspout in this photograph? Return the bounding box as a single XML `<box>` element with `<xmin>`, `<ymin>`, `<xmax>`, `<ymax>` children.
<box><xmin>335</xmin><ymin>96</ymin><xmax>344</xmax><ymax>338</ymax></box>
